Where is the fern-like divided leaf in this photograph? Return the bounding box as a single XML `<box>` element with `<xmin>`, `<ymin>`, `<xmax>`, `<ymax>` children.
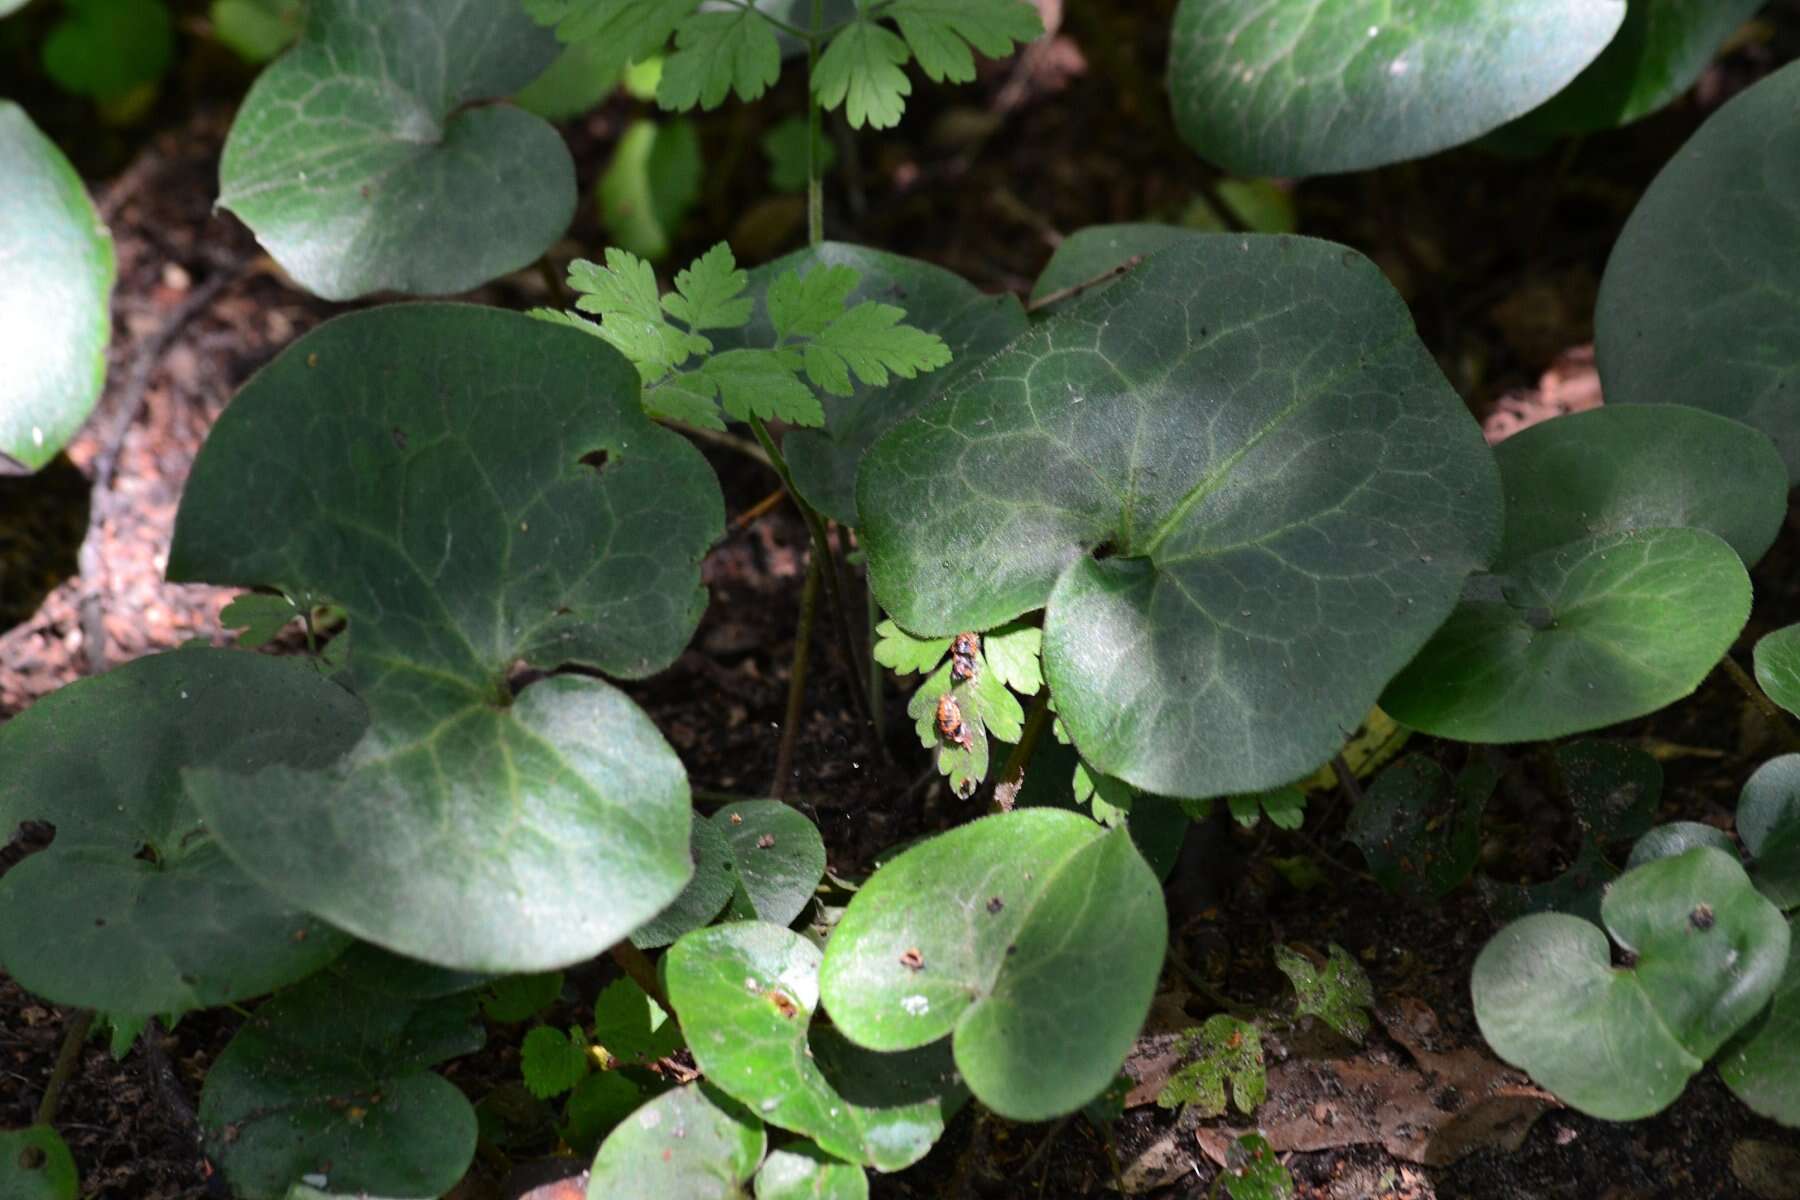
<box><xmin>535</xmin><ymin>241</ymin><xmax>949</xmax><ymax>433</ymax></box>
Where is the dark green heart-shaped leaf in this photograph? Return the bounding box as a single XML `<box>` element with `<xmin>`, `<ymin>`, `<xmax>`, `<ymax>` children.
<box><xmin>1597</xmin><ymin>62</ymin><xmax>1800</xmax><ymax>482</ymax></box>
<box><xmin>667</xmin><ymin>922</ymin><xmax>961</xmax><ymax>1171</ymax></box>
<box><xmin>1628</xmin><ymin>822</ymin><xmax>1737</xmax><ymax>871</ymax></box>
<box><xmin>1507</xmin><ymin>1</ymin><xmax>1765</xmax><ymax>136</ymax></box>
<box><xmin>199</xmin><ymin>973</ymin><xmax>484</xmax><ymax>1200</ymax></box>
<box><xmin>1473</xmin><ymin>846</ymin><xmax>1790</xmax><ymax>1120</ymax></box>
<box><xmin>0</xmin><ymin>102</ymin><xmax>115</xmax><ymax>474</ymax></box>
<box><xmin>327</xmin><ymin>942</ymin><xmax>492</xmax><ymax>1001</ymax></box>
<box><xmin>1740</xmin><ymin>755</ymin><xmax>1800</xmax><ymax>910</ymax></box>
<box><xmin>1718</xmin><ymin>917</ymin><xmax>1800</xmax><ymax>1125</ymax></box>
<box><xmin>0</xmin><ymin>650</ymin><xmax>361</xmax><ymax>1013</ymax></box>
<box><xmin>218</xmin><ymin>0</ymin><xmax>576</xmax><ymax>300</ymax></box>
<box><xmin>713</xmin><ymin>801</ymin><xmax>828</xmax><ymax>928</ymax></box>
<box><xmin>1383</xmin><ymin>406</ymin><xmax>1768</xmax><ymax>742</ymax></box>
<box><xmin>818</xmin><ymin>809</ymin><xmax>1165</xmax><ymax>1121</ymax></box>
<box><xmin>1346</xmin><ymin>756</ymin><xmax>1490</xmax><ymax>901</ymax></box>
<box><xmin>585</xmin><ymin>1082</ymin><xmax>766</xmax><ymax>1200</ymax></box>
<box><xmin>713</xmin><ymin>243</ymin><xmax>1027</xmax><ymax>526</ymax></box>
<box><xmin>1480</xmin><ymin>839</ymin><xmax>1617</xmax><ymax>925</ymax></box>
<box><xmin>1029</xmin><ymin>225</ymin><xmax>1194</xmax><ymax>311</ymax></box>
<box><xmin>1167</xmin><ymin>0</ymin><xmax>1625</xmax><ymax>175</ymax></box>
<box><xmin>755</xmin><ymin>1144</ymin><xmax>868</xmax><ymax>1200</ymax></box>
<box><xmin>0</xmin><ymin>1127</ymin><xmax>77</xmax><ymax>1200</ymax></box>
<box><xmin>860</xmin><ymin>235</ymin><xmax>1500</xmax><ymax>798</ymax></box>
<box><xmin>1756</xmin><ymin>625</ymin><xmax>1800</xmax><ymax>721</ymax></box>
<box><xmin>632</xmin><ymin>816</ymin><xmax>737</xmax><ymax>949</ymax></box>
<box><xmin>1559</xmin><ymin>739</ymin><xmax>1662</xmax><ymax>845</ymax></box>
<box><xmin>172</xmin><ymin>305</ymin><xmax>723</xmax><ymax>971</ymax></box>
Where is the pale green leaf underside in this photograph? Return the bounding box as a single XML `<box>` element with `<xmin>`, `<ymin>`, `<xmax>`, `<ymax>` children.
<box><xmin>171</xmin><ymin>306</ymin><xmax>723</xmax><ymax>971</ymax></box>
<box><xmin>1473</xmin><ymin>848</ymin><xmax>1789</xmax><ymax>1121</ymax></box>
<box><xmin>1167</xmin><ymin>0</ymin><xmax>1625</xmax><ymax>175</ymax></box>
<box><xmin>860</xmin><ymin>235</ymin><xmax>1500</xmax><ymax>798</ymax></box>
<box><xmin>199</xmin><ymin>975</ymin><xmax>484</xmax><ymax>1200</ymax></box>
<box><xmin>586</xmin><ymin>1083</ymin><xmax>767</xmax><ymax>1200</ymax></box>
<box><xmin>219</xmin><ymin>0</ymin><xmax>574</xmax><ymax>300</ymax></box>
<box><xmin>0</xmin><ymin>102</ymin><xmax>115</xmax><ymax>473</ymax></box>
<box><xmin>1597</xmin><ymin>61</ymin><xmax>1800</xmax><ymax>483</ymax></box>
<box><xmin>667</xmin><ymin>923</ymin><xmax>957</xmax><ymax>1170</ymax></box>
<box><xmin>819</xmin><ymin>809</ymin><xmax>1166</xmax><ymax>1121</ymax></box>
<box><xmin>0</xmin><ymin>650</ymin><xmax>361</xmax><ymax>1014</ymax></box>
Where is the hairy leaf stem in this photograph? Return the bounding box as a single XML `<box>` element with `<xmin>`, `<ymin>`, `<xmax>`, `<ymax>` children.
<box><xmin>36</xmin><ymin>1009</ymin><xmax>93</xmax><ymax>1127</ymax></box>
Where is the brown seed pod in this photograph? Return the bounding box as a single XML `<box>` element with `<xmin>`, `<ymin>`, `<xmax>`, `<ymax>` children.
<box><xmin>936</xmin><ymin>692</ymin><xmax>973</xmax><ymax>749</ymax></box>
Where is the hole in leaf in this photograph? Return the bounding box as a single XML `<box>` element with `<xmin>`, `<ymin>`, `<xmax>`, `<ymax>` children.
<box><xmin>133</xmin><ymin>843</ymin><xmax>160</xmax><ymax>865</ymax></box>
<box><xmin>580</xmin><ymin>449</ymin><xmax>612</xmax><ymax>474</ymax></box>
<box><xmin>18</xmin><ymin>1145</ymin><xmax>46</xmax><ymax>1170</ymax></box>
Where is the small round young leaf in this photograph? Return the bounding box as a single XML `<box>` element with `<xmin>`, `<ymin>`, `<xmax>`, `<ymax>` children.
<box><xmin>756</xmin><ymin>1145</ymin><xmax>869</xmax><ymax>1200</ymax></box>
<box><xmin>1628</xmin><ymin>822</ymin><xmax>1737</xmax><ymax>871</ymax></box>
<box><xmin>585</xmin><ymin>1083</ymin><xmax>766</xmax><ymax>1200</ymax></box>
<box><xmin>713</xmin><ymin>801</ymin><xmax>828</xmax><ymax>928</ymax></box>
<box><xmin>1718</xmin><ymin>917</ymin><xmax>1800</xmax><ymax>1126</ymax></box>
<box><xmin>1167</xmin><ymin>0</ymin><xmax>1625</xmax><ymax>176</ymax></box>
<box><xmin>218</xmin><ymin>0</ymin><xmax>576</xmax><ymax>299</ymax></box>
<box><xmin>0</xmin><ymin>1126</ymin><xmax>78</xmax><ymax>1200</ymax></box>
<box><xmin>712</xmin><ymin>243</ymin><xmax>1028</xmax><ymax>527</ymax></box>
<box><xmin>597</xmin><ymin>118</ymin><xmax>703</xmax><ymax>262</ymax></box>
<box><xmin>1756</xmin><ymin>625</ymin><xmax>1800</xmax><ymax>721</ymax></box>
<box><xmin>667</xmin><ymin>922</ymin><xmax>961</xmax><ymax>1171</ymax></box>
<box><xmin>861</xmin><ymin>235</ymin><xmax>1500</xmax><ymax>798</ymax></box>
<box><xmin>1383</xmin><ymin>404</ymin><xmax>1774</xmax><ymax>743</ymax></box>
<box><xmin>1473</xmin><ymin>847</ymin><xmax>1789</xmax><ymax>1120</ymax></box>
<box><xmin>1739</xmin><ymin>755</ymin><xmax>1800</xmax><ymax>910</ymax></box>
<box><xmin>818</xmin><ymin>809</ymin><xmax>1166</xmax><ymax>1121</ymax></box>
<box><xmin>0</xmin><ymin>102</ymin><xmax>115</xmax><ymax>474</ymax></box>
<box><xmin>172</xmin><ymin>306</ymin><xmax>723</xmax><ymax>972</ymax></box>
<box><xmin>200</xmin><ymin>973</ymin><xmax>484</xmax><ymax>1200</ymax></box>
<box><xmin>0</xmin><ymin>650</ymin><xmax>361</xmax><ymax>1013</ymax></box>
<box><xmin>1597</xmin><ymin>61</ymin><xmax>1800</xmax><ymax>483</ymax></box>
<box><xmin>1506</xmin><ymin>1</ymin><xmax>1765</xmax><ymax>135</ymax></box>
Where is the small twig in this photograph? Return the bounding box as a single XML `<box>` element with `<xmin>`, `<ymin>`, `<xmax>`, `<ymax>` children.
<box><xmin>1721</xmin><ymin>653</ymin><xmax>1800</xmax><ymax>751</ymax></box>
<box><xmin>1330</xmin><ymin>752</ymin><xmax>1365</xmax><ymax>807</ymax></box>
<box><xmin>660</xmin><ymin>419</ymin><xmax>773</xmax><ymax>468</ymax></box>
<box><xmin>1022</xmin><ymin>1114</ymin><xmax>1075</xmax><ymax>1192</ymax></box>
<box><xmin>1026</xmin><ymin>255</ymin><xmax>1143</xmax><ymax>314</ymax></box>
<box><xmin>608</xmin><ymin>943</ymin><xmax>674</xmax><ymax>1019</ymax></box>
<box><xmin>733</xmin><ymin>487</ymin><xmax>786</xmax><ymax>530</ymax></box>
<box><xmin>991</xmin><ymin>692</ymin><xmax>1054</xmax><ymax>813</ymax></box>
<box><xmin>140</xmin><ymin>1019</ymin><xmax>203</xmax><ymax>1153</ymax></box>
<box><xmin>36</xmin><ymin>1010</ymin><xmax>94</xmax><ymax>1127</ymax></box>
<box><xmin>772</xmin><ymin>553</ymin><xmax>822</xmax><ymax>799</ymax></box>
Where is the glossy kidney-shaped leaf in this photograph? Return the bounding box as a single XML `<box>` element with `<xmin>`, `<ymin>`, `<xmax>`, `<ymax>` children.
<box><xmin>199</xmin><ymin>972</ymin><xmax>484</xmax><ymax>1200</ymax></box>
<box><xmin>756</xmin><ymin>1144</ymin><xmax>869</xmax><ymax>1200</ymax></box>
<box><xmin>711</xmin><ymin>243</ymin><xmax>1026</xmax><ymax>527</ymax></box>
<box><xmin>1597</xmin><ymin>61</ymin><xmax>1800</xmax><ymax>483</ymax></box>
<box><xmin>1719</xmin><ymin>917</ymin><xmax>1800</xmax><ymax>1126</ymax></box>
<box><xmin>1346</xmin><ymin>756</ymin><xmax>1490</xmax><ymax>900</ymax></box>
<box><xmin>218</xmin><ymin>0</ymin><xmax>575</xmax><ymax>300</ymax></box>
<box><xmin>1383</xmin><ymin>405</ymin><xmax>1771</xmax><ymax>742</ymax></box>
<box><xmin>1029</xmin><ymin>224</ymin><xmax>1196</xmax><ymax>310</ymax></box>
<box><xmin>714</xmin><ymin>800</ymin><xmax>829</xmax><ymax>928</ymax></box>
<box><xmin>818</xmin><ymin>809</ymin><xmax>1166</xmax><ymax>1121</ymax></box>
<box><xmin>172</xmin><ymin>306</ymin><xmax>723</xmax><ymax>971</ymax></box>
<box><xmin>0</xmin><ymin>102</ymin><xmax>115</xmax><ymax>474</ymax></box>
<box><xmin>586</xmin><ymin>1083</ymin><xmax>766</xmax><ymax>1200</ymax></box>
<box><xmin>1167</xmin><ymin>0</ymin><xmax>1625</xmax><ymax>176</ymax></box>
<box><xmin>0</xmin><ymin>650</ymin><xmax>361</xmax><ymax>1013</ymax></box>
<box><xmin>1508</xmin><ymin>0</ymin><xmax>1765</xmax><ymax>136</ymax></box>
<box><xmin>1472</xmin><ymin>846</ymin><xmax>1790</xmax><ymax>1120</ymax></box>
<box><xmin>861</xmin><ymin>235</ymin><xmax>1500</xmax><ymax>798</ymax></box>
<box><xmin>667</xmin><ymin>922</ymin><xmax>960</xmax><ymax>1171</ymax></box>
<box><xmin>0</xmin><ymin>1127</ymin><xmax>77</xmax><ymax>1200</ymax></box>
<box><xmin>1740</xmin><ymin>755</ymin><xmax>1800</xmax><ymax>911</ymax></box>
<box><xmin>1756</xmin><ymin>625</ymin><xmax>1800</xmax><ymax>721</ymax></box>
<box><xmin>1628</xmin><ymin>822</ymin><xmax>1737</xmax><ymax>871</ymax></box>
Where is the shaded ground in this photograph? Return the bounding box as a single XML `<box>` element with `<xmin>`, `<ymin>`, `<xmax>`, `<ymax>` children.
<box><xmin>5</xmin><ymin>3</ymin><xmax>1800</xmax><ymax>1198</ymax></box>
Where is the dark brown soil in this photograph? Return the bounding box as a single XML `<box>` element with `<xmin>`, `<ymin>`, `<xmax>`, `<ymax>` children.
<box><xmin>5</xmin><ymin>3</ymin><xmax>1800</xmax><ymax>1198</ymax></box>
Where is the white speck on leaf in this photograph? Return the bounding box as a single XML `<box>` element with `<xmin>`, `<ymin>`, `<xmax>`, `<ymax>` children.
<box><xmin>902</xmin><ymin>994</ymin><xmax>930</xmax><ymax>1016</ymax></box>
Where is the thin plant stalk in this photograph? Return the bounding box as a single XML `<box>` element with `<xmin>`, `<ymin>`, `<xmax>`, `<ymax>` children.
<box><xmin>36</xmin><ymin>1009</ymin><xmax>93</xmax><ymax>1127</ymax></box>
<box><xmin>773</xmin><ymin>553</ymin><xmax>822</xmax><ymax>799</ymax></box>
<box><xmin>992</xmin><ymin>691</ymin><xmax>1054</xmax><ymax>812</ymax></box>
<box><xmin>807</xmin><ymin>0</ymin><xmax>825</xmax><ymax>244</ymax></box>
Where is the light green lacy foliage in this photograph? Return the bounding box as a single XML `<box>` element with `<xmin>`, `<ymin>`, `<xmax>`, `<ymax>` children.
<box><xmin>528</xmin><ymin>0</ymin><xmax>1042</xmax><ymax>129</ymax></box>
<box><xmin>884</xmin><ymin>620</ymin><xmax>1040</xmax><ymax>798</ymax></box>
<box><xmin>1274</xmin><ymin>944</ymin><xmax>1373</xmax><ymax>1043</ymax></box>
<box><xmin>522</xmin><ymin>1025</ymin><xmax>591</xmax><ymax>1099</ymax></box>
<box><xmin>1157</xmin><ymin>1015</ymin><xmax>1265</xmax><ymax>1118</ymax></box>
<box><xmin>1073</xmin><ymin>760</ymin><xmax>1134</xmax><ymax>826</ymax></box>
<box><xmin>538</xmin><ymin>242</ymin><xmax>949</xmax><ymax>432</ymax></box>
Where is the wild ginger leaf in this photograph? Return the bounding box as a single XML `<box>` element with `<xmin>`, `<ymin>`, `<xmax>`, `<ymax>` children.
<box><xmin>659</xmin><ymin>8</ymin><xmax>782</xmax><ymax>110</ymax></box>
<box><xmin>887</xmin><ymin>0</ymin><xmax>1042</xmax><ymax>84</ymax></box>
<box><xmin>814</xmin><ymin>19</ymin><xmax>912</xmax><ymax>129</ymax></box>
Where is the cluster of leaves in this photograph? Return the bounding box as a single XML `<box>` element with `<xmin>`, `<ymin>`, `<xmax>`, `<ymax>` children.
<box><xmin>526</xmin><ymin>0</ymin><xmax>1044</xmax><ymax>129</ymax></box>
<box><xmin>536</xmin><ymin>241</ymin><xmax>951</xmax><ymax>432</ymax></box>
